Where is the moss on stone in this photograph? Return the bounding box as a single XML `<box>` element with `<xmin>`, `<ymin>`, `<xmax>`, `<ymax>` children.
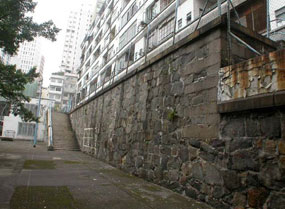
<box><xmin>10</xmin><ymin>186</ymin><xmax>76</xmax><ymax>209</ymax></box>
<box><xmin>63</xmin><ymin>160</ymin><xmax>81</xmax><ymax>164</ymax></box>
<box><xmin>142</xmin><ymin>184</ymin><xmax>161</xmax><ymax>192</ymax></box>
<box><xmin>99</xmin><ymin>168</ymin><xmax>135</xmax><ymax>179</ymax></box>
<box><xmin>23</xmin><ymin>160</ymin><xmax>56</xmax><ymax>169</ymax></box>
<box><xmin>167</xmin><ymin>109</ymin><xmax>178</xmax><ymax>121</ymax></box>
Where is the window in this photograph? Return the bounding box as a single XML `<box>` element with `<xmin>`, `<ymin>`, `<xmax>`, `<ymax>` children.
<box><xmin>158</xmin><ymin>17</ymin><xmax>174</xmax><ymax>42</ymax></box>
<box><xmin>55</xmin><ymin>87</ymin><xmax>61</xmax><ymax>92</ymax></box>
<box><xmin>119</xmin><ymin>21</ymin><xmax>137</xmax><ymax>49</ymax></box>
<box><xmin>276</xmin><ymin>12</ymin><xmax>285</xmax><ymax>27</ymax></box>
<box><xmin>186</xmin><ymin>12</ymin><xmax>192</xmax><ymax>24</ymax></box>
<box><xmin>147</xmin><ymin>1</ymin><xmax>159</xmax><ymax>21</ymax></box>
<box><xmin>178</xmin><ymin>19</ymin><xmax>182</xmax><ymax>29</ymax></box>
<box><xmin>148</xmin><ymin>30</ymin><xmax>158</xmax><ymax>50</ymax></box>
<box><xmin>18</xmin><ymin>122</ymin><xmax>35</xmax><ymax>136</ymax></box>
<box><xmin>121</xmin><ymin>2</ymin><xmax>138</xmax><ymax>27</ymax></box>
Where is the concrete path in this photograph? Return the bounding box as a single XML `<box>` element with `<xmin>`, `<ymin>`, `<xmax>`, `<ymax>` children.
<box><xmin>0</xmin><ymin>140</ymin><xmax>212</xmax><ymax>209</ymax></box>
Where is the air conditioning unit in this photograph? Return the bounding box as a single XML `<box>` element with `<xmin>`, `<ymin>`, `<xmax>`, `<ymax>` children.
<box><xmin>139</xmin><ymin>49</ymin><xmax>144</xmax><ymax>56</ymax></box>
<box><xmin>140</xmin><ymin>21</ymin><xmax>147</xmax><ymax>27</ymax></box>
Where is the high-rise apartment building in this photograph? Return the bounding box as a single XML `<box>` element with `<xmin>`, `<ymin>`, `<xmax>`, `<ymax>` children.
<box><xmin>10</xmin><ymin>38</ymin><xmax>44</xmax><ymax>79</ymax></box>
<box><xmin>59</xmin><ymin>2</ymin><xmax>96</xmax><ymax>73</ymax></box>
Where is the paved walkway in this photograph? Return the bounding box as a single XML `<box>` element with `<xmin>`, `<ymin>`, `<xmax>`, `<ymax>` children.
<box><xmin>0</xmin><ymin>140</ymin><xmax>212</xmax><ymax>209</ymax></box>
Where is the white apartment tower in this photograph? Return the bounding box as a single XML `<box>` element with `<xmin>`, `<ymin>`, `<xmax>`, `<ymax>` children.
<box><xmin>60</xmin><ymin>2</ymin><xmax>96</xmax><ymax>73</ymax></box>
<box><xmin>9</xmin><ymin>38</ymin><xmax>44</xmax><ymax>80</ymax></box>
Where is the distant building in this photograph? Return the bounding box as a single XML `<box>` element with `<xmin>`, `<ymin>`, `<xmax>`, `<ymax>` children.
<box><xmin>10</xmin><ymin>38</ymin><xmax>43</xmax><ymax>76</ymax></box>
<box><xmin>59</xmin><ymin>2</ymin><xmax>96</xmax><ymax>73</ymax></box>
<box><xmin>62</xmin><ymin>72</ymin><xmax>78</xmax><ymax>111</ymax></box>
<box><xmin>48</xmin><ymin>72</ymin><xmax>65</xmax><ymax>105</ymax></box>
<box><xmin>8</xmin><ymin>38</ymin><xmax>45</xmax><ymax>98</ymax></box>
<box><xmin>48</xmin><ymin>71</ymin><xmax>78</xmax><ymax>111</ymax></box>
<box><xmin>41</xmin><ymin>87</ymin><xmax>49</xmax><ymax>99</ymax></box>
<box><xmin>0</xmin><ymin>38</ymin><xmax>47</xmax><ymax>139</ymax></box>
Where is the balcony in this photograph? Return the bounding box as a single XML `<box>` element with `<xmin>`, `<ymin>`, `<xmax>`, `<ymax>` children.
<box><xmin>49</xmin><ymin>81</ymin><xmax>63</xmax><ymax>87</ymax></box>
<box><xmin>48</xmin><ymin>89</ymin><xmax>62</xmax><ymax>95</ymax></box>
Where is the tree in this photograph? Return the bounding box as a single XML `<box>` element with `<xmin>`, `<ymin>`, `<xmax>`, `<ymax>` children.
<box><xmin>0</xmin><ymin>0</ymin><xmax>60</xmax><ymax>121</ymax></box>
<box><xmin>0</xmin><ymin>63</ymin><xmax>39</xmax><ymax>121</ymax></box>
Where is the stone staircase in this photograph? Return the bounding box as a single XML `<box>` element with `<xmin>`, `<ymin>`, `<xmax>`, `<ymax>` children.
<box><xmin>52</xmin><ymin>112</ymin><xmax>80</xmax><ymax>151</ymax></box>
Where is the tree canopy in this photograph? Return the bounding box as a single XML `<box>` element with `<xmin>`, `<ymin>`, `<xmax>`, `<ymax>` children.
<box><xmin>0</xmin><ymin>0</ymin><xmax>60</xmax><ymax>122</ymax></box>
<box><xmin>0</xmin><ymin>63</ymin><xmax>39</xmax><ymax>121</ymax></box>
<box><xmin>0</xmin><ymin>0</ymin><xmax>60</xmax><ymax>55</ymax></box>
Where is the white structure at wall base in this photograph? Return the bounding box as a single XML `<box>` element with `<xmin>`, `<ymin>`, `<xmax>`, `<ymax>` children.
<box><xmin>2</xmin><ymin>98</ymin><xmax>54</xmax><ymax>141</ymax></box>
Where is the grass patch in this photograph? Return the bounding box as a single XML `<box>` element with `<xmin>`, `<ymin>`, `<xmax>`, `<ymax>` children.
<box><xmin>23</xmin><ymin>160</ymin><xmax>56</xmax><ymax>169</ymax></box>
<box><xmin>142</xmin><ymin>184</ymin><xmax>161</xmax><ymax>192</ymax></box>
<box><xmin>63</xmin><ymin>160</ymin><xmax>81</xmax><ymax>164</ymax></box>
<box><xmin>10</xmin><ymin>186</ymin><xmax>77</xmax><ymax>209</ymax></box>
<box><xmin>99</xmin><ymin>168</ymin><xmax>135</xmax><ymax>179</ymax></box>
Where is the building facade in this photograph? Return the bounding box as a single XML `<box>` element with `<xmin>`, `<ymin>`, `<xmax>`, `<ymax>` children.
<box><xmin>59</xmin><ymin>2</ymin><xmax>96</xmax><ymax>73</ymax></box>
<box><xmin>77</xmin><ymin>0</ymin><xmax>266</xmax><ymax>105</ymax></box>
<box><xmin>48</xmin><ymin>72</ymin><xmax>78</xmax><ymax>111</ymax></box>
<box><xmin>9</xmin><ymin>38</ymin><xmax>44</xmax><ymax>78</ymax></box>
<box><xmin>48</xmin><ymin>72</ymin><xmax>65</xmax><ymax>105</ymax></box>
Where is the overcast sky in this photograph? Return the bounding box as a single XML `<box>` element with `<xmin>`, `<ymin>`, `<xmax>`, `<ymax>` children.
<box><xmin>33</xmin><ymin>0</ymin><xmax>94</xmax><ymax>87</ymax></box>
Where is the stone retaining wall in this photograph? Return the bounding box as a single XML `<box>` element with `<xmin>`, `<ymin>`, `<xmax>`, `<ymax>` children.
<box><xmin>219</xmin><ymin>49</ymin><xmax>285</xmax><ymax>102</ymax></box>
<box><xmin>219</xmin><ymin>108</ymin><xmax>285</xmax><ymax>209</ymax></box>
<box><xmin>70</xmin><ymin>19</ymin><xmax>282</xmax><ymax>208</ymax></box>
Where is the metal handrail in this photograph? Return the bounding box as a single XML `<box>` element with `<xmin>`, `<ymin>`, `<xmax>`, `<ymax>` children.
<box><xmin>47</xmin><ymin>103</ymin><xmax>54</xmax><ymax>151</ymax></box>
